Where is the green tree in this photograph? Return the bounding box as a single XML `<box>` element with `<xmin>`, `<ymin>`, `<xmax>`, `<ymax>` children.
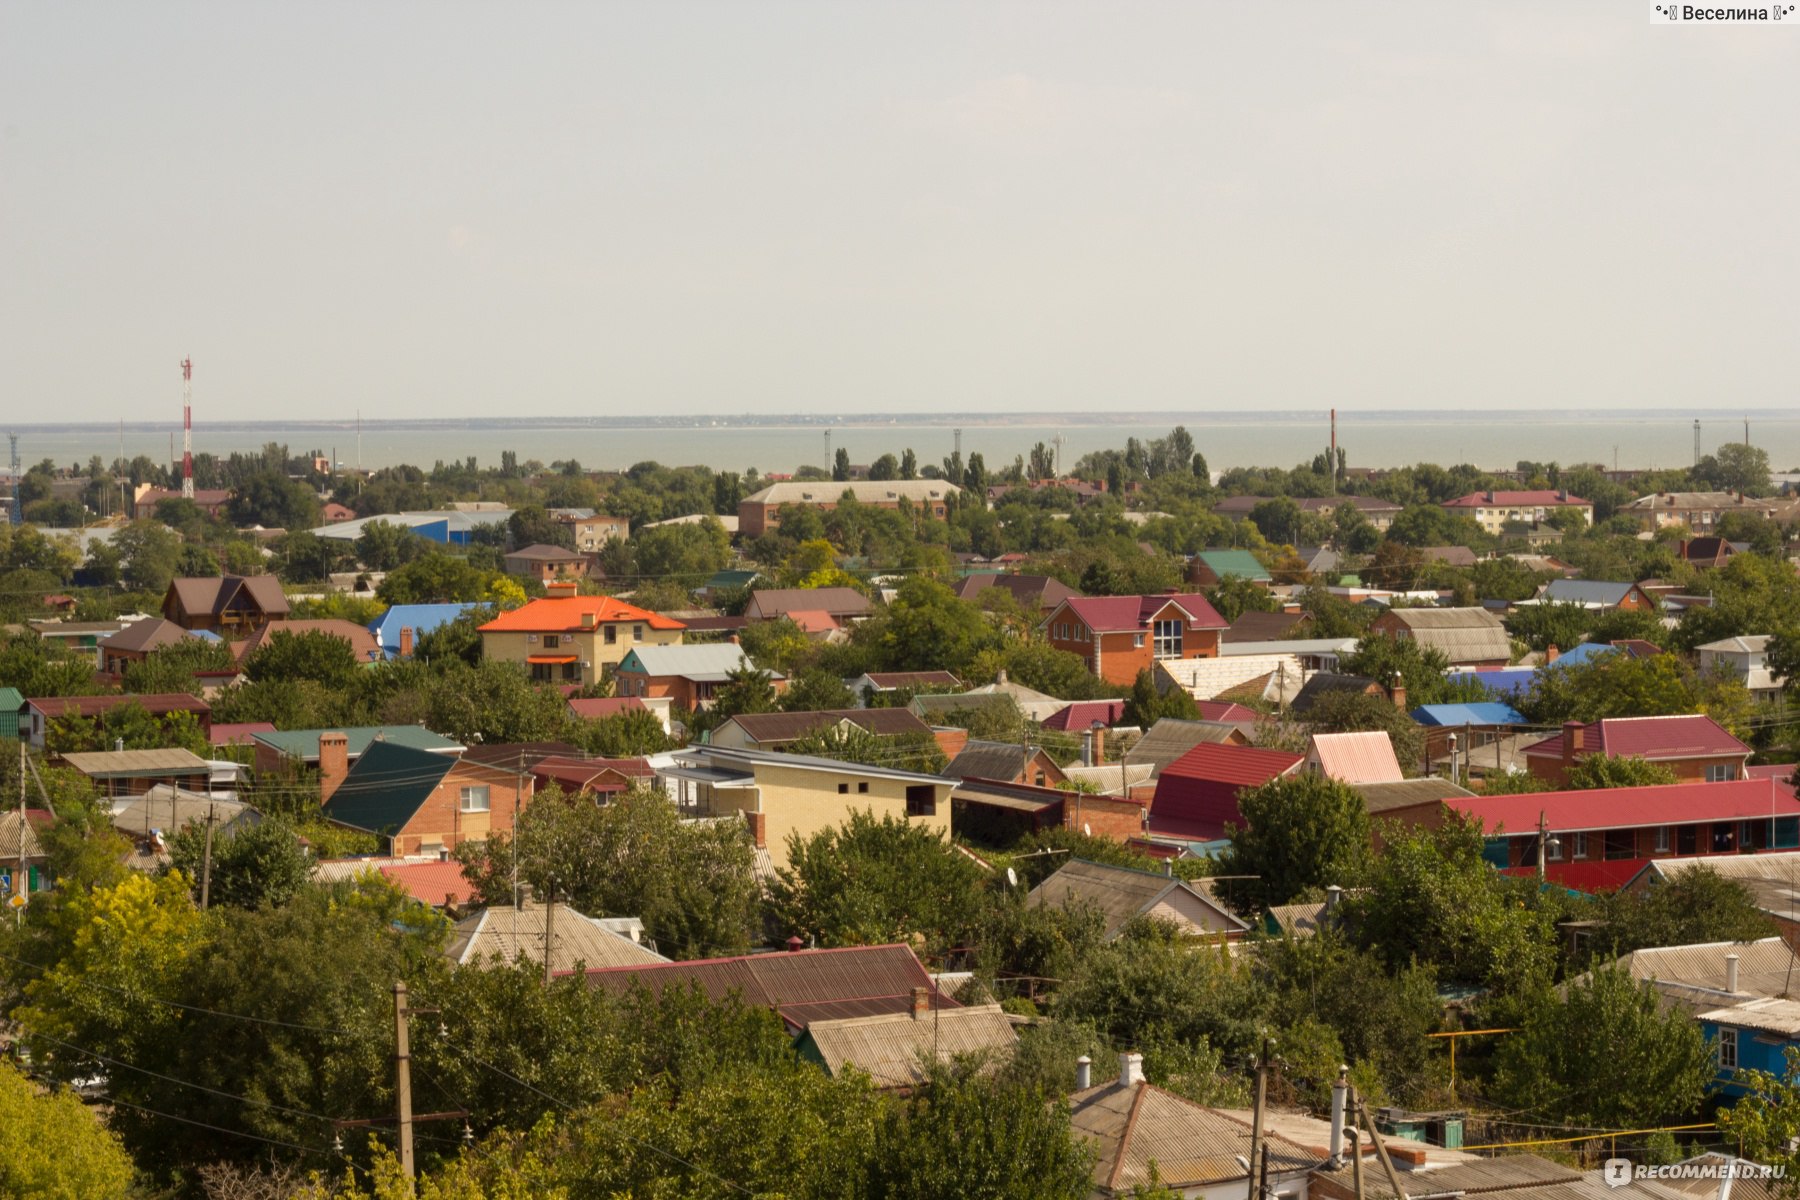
<box><xmin>112</xmin><ymin>518</ymin><xmax>185</xmax><ymax>593</ymax></box>
<box><xmin>0</xmin><ymin>1058</ymin><xmax>135</xmax><ymax>1200</ymax></box>
<box><xmin>879</xmin><ymin>576</ymin><xmax>1001</xmax><ymax>674</ymax></box>
<box><xmin>1564</xmin><ymin>754</ymin><xmax>1677</xmax><ymax>790</ymax></box>
<box><xmin>1218</xmin><ymin>774</ymin><xmax>1369</xmax><ymax>910</ymax></box>
<box><xmin>780</xmin><ymin>667</ymin><xmax>859</xmax><ymax>713</ymax></box>
<box><xmin>567</xmin><ymin>708</ymin><xmax>674</xmax><ymax>757</ymax></box>
<box><xmin>1718</xmin><ymin>1047</ymin><xmax>1800</xmax><ymax>1177</ymax></box>
<box><xmin>1595</xmin><ymin>865</ymin><xmax>1773</xmax><ymax>961</ymax></box>
<box><xmin>121</xmin><ymin>634</ymin><xmax>235</xmax><ymax>694</ymax></box>
<box><xmin>769</xmin><ymin>810</ymin><xmax>984</xmax><ymax>950</ymax></box>
<box><xmin>784</xmin><ymin>724</ymin><xmax>947</xmax><ymax>774</ymax></box>
<box><xmin>228</xmin><ymin>470</ymin><xmax>321</xmax><ymax>530</ymax></box>
<box><xmin>1693</xmin><ymin>442</ymin><xmax>1773</xmax><ymax>496</ymax></box>
<box><xmin>166</xmin><ymin>816</ymin><xmax>313</xmax><ymax>910</ymax></box>
<box><xmin>1518</xmin><ymin>651</ymin><xmax>1756</xmax><ymax>739</ymax></box>
<box><xmin>712</xmin><ymin>663</ymin><xmax>779</xmax><ymax>719</ymax></box>
<box><xmin>354</xmin><ymin>519</ymin><xmax>425</xmax><ymax>571</ymax></box>
<box><xmin>456</xmin><ymin>788</ymin><xmax>759</xmax><ymax>959</ymax></box>
<box><xmin>1492</xmin><ymin>965</ymin><xmax>1711</xmax><ymax>1127</ymax></box>
<box><xmin>242</xmin><ymin>627</ymin><xmax>366</xmax><ymax>687</ymax></box>
<box><xmin>1205</xmin><ymin>576</ymin><xmax>1278</xmax><ymax>623</ymax></box>
<box><xmin>833</xmin><ymin>448</ymin><xmax>852</xmax><ymax>482</ymax></box>
<box><xmin>1121</xmin><ymin>668</ymin><xmax>1200</xmax><ymax>728</ymax></box>
<box><xmin>1504</xmin><ymin>602</ymin><xmax>1593</xmax><ymax>655</ymax></box>
<box><xmin>376</xmin><ymin>551</ymin><xmax>497</xmax><ymax>604</ymax></box>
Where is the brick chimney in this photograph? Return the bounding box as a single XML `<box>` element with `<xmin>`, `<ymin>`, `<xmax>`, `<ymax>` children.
<box><xmin>745</xmin><ymin>811</ymin><xmax>766</xmax><ymax>849</ymax></box>
<box><xmin>547</xmin><ymin>580</ymin><xmax>579</xmax><ymax>598</ymax></box>
<box><xmin>1092</xmin><ymin>725</ymin><xmax>1105</xmax><ymax>766</ymax></box>
<box><xmin>1389</xmin><ymin>671</ymin><xmax>1406</xmax><ymax>711</ymax></box>
<box><xmin>1545</xmin><ymin>643</ymin><xmax>1559</xmax><ymax>664</ymax></box>
<box><xmin>399</xmin><ymin>626</ymin><xmax>415</xmax><ymax>658</ymax></box>
<box><xmin>318</xmin><ymin>732</ymin><xmax>350</xmax><ymax>805</ymax></box>
<box><xmin>911</xmin><ymin>986</ymin><xmax>930</xmax><ymax>1020</ymax></box>
<box><xmin>1561</xmin><ymin>720</ymin><xmax>1585</xmax><ymax>775</ymax></box>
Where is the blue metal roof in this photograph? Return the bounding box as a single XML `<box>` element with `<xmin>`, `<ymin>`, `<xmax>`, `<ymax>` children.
<box><xmin>1410</xmin><ymin>702</ymin><xmax>1528</xmax><ymax>727</ymax></box>
<box><xmin>1445</xmin><ymin>667</ymin><xmax>1536</xmax><ymax>698</ymax></box>
<box><xmin>367</xmin><ymin>603</ymin><xmax>481</xmax><ymax>658</ymax></box>
<box><xmin>1546</xmin><ymin>642</ymin><xmax>1618</xmax><ymax>668</ymax></box>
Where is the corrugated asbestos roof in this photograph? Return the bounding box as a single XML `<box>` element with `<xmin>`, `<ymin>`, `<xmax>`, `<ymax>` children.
<box><xmin>448</xmin><ymin>901</ymin><xmax>668</xmax><ymax>972</ymax></box>
<box><xmin>1028</xmin><ymin>859</ymin><xmax>1244</xmax><ymax>941</ymax></box>
<box><xmin>581</xmin><ymin>943</ymin><xmax>957</xmax><ymax>1032</ymax></box>
<box><xmin>1351</xmin><ymin>777</ymin><xmax>1476</xmax><ymax>814</ymax></box>
<box><xmin>1070</xmin><ymin>1080</ymin><xmax>1323</xmax><ymax>1194</ymax></box>
<box><xmin>941</xmin><ymin>740</ymin><xmax>1035</xmax><ymax>781</ymax></box>
<box><xmin>1311</xmin><ymin>1152</ymin><xmax>1581</xmax><ymax>1198</ymax></box>
<box><xmin>801</xmin><ymin>1005</ymin><xmax>1018</xmax><ymax>1089</ymax></box>
<box><xmin>60</xmin><ymin>748</ymin><xmax>210</xmax><ymax>776</ymax></box>
<box><xmin>1379</xmin><ymin>607</ymin><xmax>1513</xmax><ymax>663</ymax></box>
<box><xmin>719</xmin><ymin>707</ymin><xmax>930</xmax><ymax>744</ymax></box>
<box><xmin>1122</xmin><ymin>720</ymin><xmax>1250</xmax><ymax>775</ymax></box>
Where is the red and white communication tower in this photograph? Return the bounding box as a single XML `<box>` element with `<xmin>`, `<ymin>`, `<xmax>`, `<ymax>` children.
<box><xmin>180</xmin><ymin>357</ymin><xmax>194</xmax><ymax>500</ymax></box>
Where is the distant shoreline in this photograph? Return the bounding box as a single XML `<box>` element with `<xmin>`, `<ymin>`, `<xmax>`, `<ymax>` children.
<box><xmin>9</xmin><ymin>408</ymin><xmax>1797</xmax><ymax>435</ymax></box>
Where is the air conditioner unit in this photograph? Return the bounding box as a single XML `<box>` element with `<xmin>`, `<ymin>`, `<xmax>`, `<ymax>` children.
<box><xmin>580</xmin><ymin>661</ymin><xmax>592</xmax><ymax>670</ymax></box>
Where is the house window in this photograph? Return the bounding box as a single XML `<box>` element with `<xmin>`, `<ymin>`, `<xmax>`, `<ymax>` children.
<box><xmin>1705</xmin><ymin>763</ymin><xmax>1738</xmax><ymax>783</ymax></box>
<box><xmin>857</xmin><ymin>782</ymin><xmax>869</xmax><ymax>794</ymax></box>
<box><xmin>1134</xmin><ymin>634</ymin><xmax>1146</xmax><ymax>649</ymax></box>
<box><xmin>1573</xmin><ymin>832</ymin><xmax>1588</xmax><ymax>860</ymax></box>
<box><xmin>837</xmin><ymin>783</ymin><xmax>849</xmax><ymax>794</ymax></box>
<box><xmin>564</xmin><ymin>662</ymin><xmax>581</xmax><ymax>682</ymax></box>
<box><xmin>604</xmin><ymin>626</ymin><xmax>617</xmax><ymax>645</ymax></box>
<box><xmin>459</xmin><ymin>786</ymin><xmax>491</xmax><ymax>813</ymax></box>
<box><xmin>634</xmin><ymin>624</ymin><xmax>645</xmax><ymax>642</ymax></box>
<box><xmin>905</xmin><ymin>785</ymin><xmax>937</xmax><ymax>817</ymax></box>
<box><xmin>1152</xmin><ymin>619</ymin><xmax>1183</xmax><ymax>660</ymax></box>
<box><xmin>1545</xmin><ymin>834</ymin><xmax>1564</xmax><ymax>862</ymax></box>
<box><xmin>530</xmin><ymin>662</ymin><xmax>555</xmax><ymax>683</ymax></box>
<box><xmin>1655</xmin><ymin>826</ymin><xmax>1671</xmax><ymax>853</ymax></box>
<box><xmin>1718</xmin><ymin>1027</ymin><xmax>1738</xmax><ymax>1071</ymax></box>
<box><xmin>1678</xmin><ymin>825</ymin><xmax>1699</xmax><ymax>855</ymax></box>
<box><xmin>1034</xmin><ymin>771</ymin><xmax>1047</xmax><ymax>786</ymax></box>
<box><xmin>543</xmin><ymin>634</ymin><xmax>561</xmax><ymax>649</ymax></box>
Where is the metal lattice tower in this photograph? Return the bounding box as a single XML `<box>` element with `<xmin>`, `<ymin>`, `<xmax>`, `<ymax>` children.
<box><xmin>181</xmin><ymin>357</ymin><xmax>195</xmax><ymax>499</ymax></box>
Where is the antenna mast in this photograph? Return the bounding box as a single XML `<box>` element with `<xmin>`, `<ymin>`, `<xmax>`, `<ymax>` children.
<box><xmin>6</xmin><ymin>434</ymin><xmax>19</xmax><ymax>526</ymax></box>
<box><xmin>181</xmin><ymin>357</ymin><xmax>195</xmax><ymax>499</ymax></box>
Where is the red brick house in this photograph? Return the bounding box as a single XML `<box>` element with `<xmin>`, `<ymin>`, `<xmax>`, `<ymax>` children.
<box><xmin>322</xmin><ymin>739</ymin><xmax>533</xmax><ymax>856</ymax></box>
<box><xmin>1146</xmin><ymin>742</ymin><xmax>1304</xmax><ymax>841</ymax></box>
<box><xmin>1044</xmin><ymin>593</ymin><xmax>1228</xmax><ymax>687</ymax></box>
<box><xmin>1448</xmin><ymin>778</ymin><xmax>1800</xmax><ymax>866</ymax></box>
<box><xmin>1521</xmin><ymin>715</ymin><xmax>1751</xmax><ymax>788</ymax></box>
<box><xmin>950</xmin><ymin>778</ymin><xmax>1147</xmax><ymax>845</ymax></box>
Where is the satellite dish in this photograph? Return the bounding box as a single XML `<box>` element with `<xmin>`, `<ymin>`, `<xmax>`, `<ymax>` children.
<box><xmin>1083</xmin><ymin>823</ymin><xmax>1092</xmax><ymax>837</ymax></box>
<box><xmin>1006</xmin><ymin>867</ymin><xmax>1018</xmax><ymax>888</ymax></box>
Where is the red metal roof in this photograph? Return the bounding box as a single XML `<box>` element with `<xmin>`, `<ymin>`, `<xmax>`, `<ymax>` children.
<box><xmin>1149</xmin><ymin>743</ymin><xmax>1305</xmax><ymax>841</ymax></box>
<box><xmin>1442</xmin><ymin>490</ymin><xmax>1591</xmax><ymax>508</ymax></box>
<box><xmin>210</xmin><ymin>721</ymin><xmax>276</xmax><ymax>746</ymax></box>
<box><xmin>28</xmin><ymin>692</ymin><xmax>210</xmax><ymax>719</ymax></box>
<box><xmin>1195</xmin><ymin>701</ymin><xmax>1260</xmax><ymax>723</ymax></box>
<box><xmin>1747</xmin><ymin>764</ymin><xmax>1797</xmax><ymax>784</ymax></box>
<box><xmin>379</xmin><ymin>861</ymin><xmax>479</xmax><ymax>907</ymax></box>
<box><xmin>1057</xmin><ymin>593</ymin><xmax>1228</xmax><ymax>634</ymax></box>
<box><xmin>479</xmin><ymin>596</ymin><xmax>684</xmax><ymax>634</ymax></box>
<box><xmin>1499</xmin><ymin>858</ymin><xmax>1649</xmax><ymax>894</ymax></box>
<box><xmin>1452</xmin><ymin>778</ymin><xmax>1798</xmax><ymax>836</ymax></box>
<box><xmin>1041</xmin><ymin>700</ymin><xmax>1128</xmax><ymax>732</ymax></box>
<box><xmin>1520</xmin><ymin>715</ymin><xmax>1751</xmax><ymax>761</ymax></box>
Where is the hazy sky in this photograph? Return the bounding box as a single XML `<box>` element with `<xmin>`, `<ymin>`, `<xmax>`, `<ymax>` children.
<box><xmin>3</xmin><ymin>3</ymin><xmax>1795</xmax><ymax>422</ymax></box>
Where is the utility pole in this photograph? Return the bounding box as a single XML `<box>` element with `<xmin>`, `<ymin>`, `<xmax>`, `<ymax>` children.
<box><xmin>394</xmin><ymin>981</ymin><xmax>416</xmax><ymax>1181</ymax></box>
<box><xmin>180</xmin><ymin>357</ymin><xmax>195</xmax><ymax>500</ymax></box>
<box><xmin>542</xmin><ymin>881</ymin><xmax>556</xmax><ymax>987</ymax></box>
<box><xmin>199</xmin><ymin>802</ymin><xmax>216</xmax><ymax>910</ymax></box>
<box><xmin>1247</xmin><ymin>1038</ymin><xmax>1270</xmax><ymax>1190</ymax></box>
<box><xmin>15</xmin><ymin>742</ymin><xmax>26</xmax><ymax>926</ymax></box>
<box><xmin>1356</xmin><ymin>1096</ymin><xmax>1408</xmax><ymax>1200</ymax></box>
<box><xmin>1348</xmin><ymin>1086</ymin><xmax>1365</xmax><ymax>1200</ymax></box>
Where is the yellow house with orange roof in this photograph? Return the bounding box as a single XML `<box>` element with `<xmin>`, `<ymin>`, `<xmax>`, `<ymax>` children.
<box><xmin>478</xmin><ymin>582</ymin><xmax>685</xmax><ymax>687</ymax></box>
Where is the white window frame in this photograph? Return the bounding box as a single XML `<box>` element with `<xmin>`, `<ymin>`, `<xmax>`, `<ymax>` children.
<box><xmin>1705</xmin><ymin>763</ymin><xmax>1738</xmax><ymax>783</ymax></box>
<box><xmin>1718</xmin><ymin>1027</ymin><xmax>1738</xmax><ymax>1070</ymax></box>
<box><xmin>459</xmin><ymin>785</ymin><xmax>491</xmax><ymax>813</ymax></box>
<box><xmin>1152</xmin><ymin>619</ymin><xmax>1182</xmax><ymax>659</ymax></box>
<box><xmin>1655</xmin><ymin>826</ymin><xmax>1671</xmax><ymax>853</ymax></box>
<box><xmin>1545</xmin><ymin>834</ymin><xmax>1564</xmax><ymax>862</ymax></box>
<box><xmin>634</xmin><ymin>624</ymin><xmax>645</xmax><ymax>642</ymax></box>
<box><xmin>1573</xmin><ymin>832</ymin><xmax>1588</xmax><ymax>860</ymax></box>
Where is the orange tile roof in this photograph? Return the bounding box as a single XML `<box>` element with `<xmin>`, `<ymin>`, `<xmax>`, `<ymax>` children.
<box><xmin>478</xmin><ymin>596</ymin><xmax>685</xmax><ymax>634</ymax></box>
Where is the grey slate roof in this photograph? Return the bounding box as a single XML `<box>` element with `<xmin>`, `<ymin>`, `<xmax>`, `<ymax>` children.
<box><xmin>1541</xmin><ymin>579</ymin><xmax>1640</xmax><ymax>607</ymax></box>
<box><xmin>1350</xmin><ymin>777</ymin><xmax>1476</xmax><ymax>814</ymax></box>
<box><xmin>1070</xmin><ymin>1079</ymin><xmax>1324</xmax><ymax>1195</ymax></box>
<box><xmin>1122</xmin><ymin>719</ymin><xmax>1245</xmax><ymax>775</ymax></box>
<box><xmin>940</xmin><ymin>740</ymin><xmax>1033</xmax><ymax>781</ymax></box>
<box><xmin>618</xmin><ymin>642</ymin><xmax>761</xmax><ymax>680</ymax></box>
<box><xmin>447</xmin><ymin>901</ymin><xmax>669</xmax><ymax>972</ymax></box>
<box><xmin>800</xmin><ymin>1005</ymin><xmax>1018</xmax><ymax>1089</ymax></box>
<box><xmin>1028</xmin><ymin>859</ymin><xmax>1246</xmax><ymax>941</ymax></box>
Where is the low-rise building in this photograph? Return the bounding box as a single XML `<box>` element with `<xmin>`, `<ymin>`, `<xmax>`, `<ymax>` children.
<box><xmin>940</xmin><ymin>739</ymin><xmax>1068</xmax><ymax>789</ymax></box>
<box><xmin>845</xmin><ymin>670</ymin><xmax>963</xmax><ymax>704</ymax></box>
<box><xmin>737</xmin><ymin>480</ymin><xmax>960</xmax><ymax>539</ymax></box>
<box><xmin>950</xmin><ymin>777</ymin><xmax>1147</xmax><ymax>843</ymax></box>
<box><xmin>613</xmin><ymin>642</ymin><xmax>781</xmax><ymax>711</ymax></box>
<box><xmin>162</xmin><ymin>574</ymin><xmax>290</xmax><ymax>633</ymax></box>
<box><xmin>1029</xmin><ymin>859</ymin><xmax>1248</xmax><ymax>942</ymax></box>
<box><xmin>742</xmin><ymin>587</ymin><xmax>873</xmax><ymax>625</ymax></box>
<box><xmin>1521</xmin><ymin>715</ymin><xmax>1751</xmax><ymax>787</ymax></box>
<box><xmin>568</xmin><ymin>513</ymin><xmax>630</xmax><ymax>552</ymax></box>
<box><xmin>446</xmin><ymin>900</ymin><xmax>668</xmax><ymax>972</ymax></box>
<box><xmin>502</xmin><ymin>543</ymin><xmax>593</xmax><ymax>583</ymax></box>
<box><xmin>60</xmin><ymin>748</ymin><xmax>213</xmax><ymax>798</ymax></box>
<box><xmin>1440</xmin><ymin>489</ymin><xmax>1593</xmax><ymax>535</ymax></box>
<box><xmin>1622</xmin><ymin>490</ymin><xmax>1800</xmax><ymax>532</ymax></box>
<box><xmin>322</xmin><ymin>739</ymin><xmax>533</xmax><ymax>857</ymax></box>
<box><xmin>478</xmin><ymin>584</ymin><xmax>685</xmax><ymax>688</ymax></box>
<box><xmin>1697</xmin><ymin>636</ymin><xmax>1784</xmax><ymax>701</ymax></box>
<box><xmin>1534</xmin><ymin>579</ymin><xmax>1660</xmax><ymax>612</ymax></box>
<box><xmin>250</xmin><ymin>724</ymin><xmax>463</xmax><ymax>777</ymax></box>
<box><xmin>1306</xmin><ymin>731</ymin><xmax>1403</xmax><ymax>784</ymax></box>
<box><xmin>1368</xmin><ymin>607</ymin><xmax>1512</xmax><ymax>669</ymax></box>
<box><xmin>796</xmin><ymin>1004</ymin><xmax>1018</xmax><ymax>1091</ymax></box>
<box><xmin>660</xmin><ymin>745</ymin><xmax>954</xmax><ymax>870</ymax></box>
<box><xmin>1044</xmin><ymin>593</ymin><xmax>1228</xmax><ymax>687</ymax></box>
<box><xmin>1186</xmin><ymin>549</ymin><xmax>1272</xmax><ymax>588</ymax></box>
<box><xmin>95</xmin><ymin>618</ymin><xmax>198</xmax><ymax>677</ymax></box>
<box><xmin>232</xmin><ymin>618</ymin><xmax>382</xmax><ymax>667</ymax></box>
<box><xmin>1147</xmin><ymin>742</ymin><xmax>1305</xmax><ymax>841</ymax></box>
<box><xmin>952</xmin><ymin>573</ymin><xmax>1081</xmax><ymax>614</ymax></box>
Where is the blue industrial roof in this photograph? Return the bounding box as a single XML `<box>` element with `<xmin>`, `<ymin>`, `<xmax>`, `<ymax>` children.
<box><xmin>368</xmin><ymin>603</ymin><xmax>482</xmax><ymax>658</ymax></box>
<box><xmin>1445</xmin><ymin>667</ymin><xmax>1536</xmax><ymax>699</ymax></box>
<box><xmin>1541</xmin><ymin>580</ymin><xmax>1642</xmax><ymax>607</ymax></box>
<box><xmin>1410</xmin><ymin>702</ymin><xmax>1529</xmax><ymax>727</ymax></box>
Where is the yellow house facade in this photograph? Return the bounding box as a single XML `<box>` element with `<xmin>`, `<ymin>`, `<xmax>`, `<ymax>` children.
<box><xmin>478</xmin><ymin>586</ymin><xmax>685</xmax><ymax>688</ymax></box>
<box><xmin>664</xmin><ymin>746</ymin><xmax>955</xmax><ymax>870</ymax></box>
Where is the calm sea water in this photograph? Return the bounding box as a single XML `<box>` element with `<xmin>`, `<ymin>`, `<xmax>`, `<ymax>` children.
<box><xmin>10</xmin><ymin>412</ymin><xmax>1797</xmax><ymax>477</ymax></box>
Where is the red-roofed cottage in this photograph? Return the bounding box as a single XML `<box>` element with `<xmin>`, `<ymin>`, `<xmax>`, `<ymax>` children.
<box><xmin>478</xmin><ymin>582</ymin><xmax>684</xmax><ymax>688</ymax></box>
<box><xmin>1147</xmin><ymin>742</ymin><xmax>1305</xmax><ymax>841</ymax></box>
<box><xmin>1044</xmin><ymin>593</ymin><xmax>1228</xmax><ymax>687</ymax></box>
<box><xmin>1521</xmin><ymin>715</ymin><xmax>1751</xmax><ymax>787</ymax></box>
<box><xmin>1440</xmin><ymin>489</ymin><xmax>1593</xmax><ymax>535</ymax></box>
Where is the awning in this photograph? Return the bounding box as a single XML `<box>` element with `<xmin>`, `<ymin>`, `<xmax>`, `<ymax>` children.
<box><xmin>527</xmin><ymin>655</ymin><xmax>578</xmax><ymax>664</ymax></box>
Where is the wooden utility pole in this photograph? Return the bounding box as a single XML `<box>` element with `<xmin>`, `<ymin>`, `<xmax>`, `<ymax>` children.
<box><xmin>1357</xmin><ymin>1097</ymin><xmax>1407</xmax><ymax>1200</ymax></box>
<box><xmin>1258</xmin><ymin>1145</ymin><xmax>1271</xmax><ymax>1200</ymax></box>
<box><xmin>542</xmin><ymin>883</ymin><xmax>556</xmax><ymax>987</ymax></box>
<box><xmin>15</xmin><ymin>742</ymin><xmax>26</xmax><ymax>926</ymax></box>
<box><xmin>1350</xmin><ymin>1121</ymin><xmax>1364</xmax><ymax>1200</ymax></box>
<box><xmin>394</xmin><ymin>981</ymin><xmax>416</xmax><ymax>1180</ymax></box>
<box><xmin>1247</xmin><ymin>1038</ymin><xmax>1270</xmax><ymax>1191</ymax></box>
<box><xmin>199</xmin><ymin>802</ymin><xmax>216</xmax><ymax>910</ymax></box>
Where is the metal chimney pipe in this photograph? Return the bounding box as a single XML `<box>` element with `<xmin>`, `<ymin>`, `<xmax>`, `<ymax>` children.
<box><xmin>1726</xmin><ymin>952</ymin><xmax>1741</xmax><ymax>994</ymax></box>
<box><xmin>1329</xmin><ymin>1065</ymin><xmax>1350</xmax><ymax>1166</ymax></box>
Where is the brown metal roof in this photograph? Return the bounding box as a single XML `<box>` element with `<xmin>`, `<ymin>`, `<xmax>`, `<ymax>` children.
<box><xmin>719</xmin><ymin>707</ymin><xmax>931</xmax><ymax>745</ymax></box>
<box><xmin>165</xmin><ymin>574</ymin><xmax>289</xmax><ymax>618</ymax></box>
<box><xmin>580</xmin><ymin>943</ymin><xmax>957</xmax><ymax>1032</ymax></box>
<box><xmin>97</xmin><ymin>618</ymin><xmax>193</xmax><ymax>655</ymax></box>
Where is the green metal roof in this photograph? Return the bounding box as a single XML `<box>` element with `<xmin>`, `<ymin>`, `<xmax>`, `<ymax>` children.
<box><xmin>0</xmin><ymin>688</ymin><xmax>23</xmax><ymax>711</ymax></box>
<box><xmin>1194</xmin><ymin>549</ymin><xmax>1271</xmax><ymax>581</ymax></box>
<box><xmin>251</xmin><ymin>725</ymin><xmax>462</xmax><ymax>761</ymax></box>
<box><xmin>322</xmin><ymin>740</ymin><xmax>455</xmax><ymax>837</ymax></box>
